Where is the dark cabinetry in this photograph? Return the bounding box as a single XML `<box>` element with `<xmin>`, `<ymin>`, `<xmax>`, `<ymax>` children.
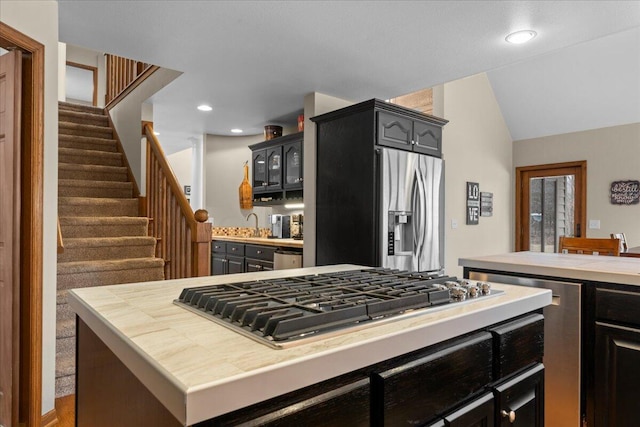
<box><xmin>207</xmin><ymin>312</ymin><xmax>544</xmax><ymax>427</ymax></box>
<box><xmin>249</xmin><ymin>132</ymin><xmax>303</xmax><ymax>205</ymax></box>
<box><xmin>212</xmin><ymin>240</ymin><xmax>275</xmax><ymax>275</ymax></box>
<box><xmin>593</xmin><ymin>286</ymin><xmax>640</xmax><ymax>427</ymax></box>
<box><xmin>378</xmin><ymin>110</ymin><xmax>443</xmax><ymax>156</ymax></box>
<box><xmin>211</xmin><ymin>241</ymin><xmax>245</xmax><ymax>275</ymax></box>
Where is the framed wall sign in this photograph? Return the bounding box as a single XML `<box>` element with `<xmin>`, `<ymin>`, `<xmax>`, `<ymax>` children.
<box><xmin>466</xmin><ymin>182</ymin><xmax>480</xmax><ymax>225</ymax></box>
<box><xmin>480</xmin><ymin>192</ymin><xmax>493</xmax><ymax>217</ymax></box>
<box><xmin>610</xmin><ymin>180</ymin><xmax>639</xmax><ymax>205</ymax></box>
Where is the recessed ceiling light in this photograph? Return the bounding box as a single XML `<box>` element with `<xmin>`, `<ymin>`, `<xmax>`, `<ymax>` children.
<box><xmin>505</xmin><ymin>30</ymin><xmax>537</xmax><ymax>44</ymax></box>
<box><xmin>230</xmin><ymin>128</ymin><xmax>243</xmax><ymax>134</ymax></box>
<box><xmin>197</xmin><ymin>104</ymin><xmax>212</xmax><ymax>112</ymax></box>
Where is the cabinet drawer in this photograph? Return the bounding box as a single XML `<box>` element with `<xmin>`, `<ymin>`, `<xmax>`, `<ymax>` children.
<box><xmin>245</xmin><ymin>259</ymin><xmax>274</xmax><ymax>272</ymax></box>
<box><xmin>212</xmin><ymin>240</ymin><xmax>226</xmax><ymax>253</ymax></box>
<box><xmin>371</xmin><ymin>332</ymin><xmax>493</xmax><ymax>426</ymax></box>
<box><xmin>494</xmin><ymin>363</ymin><xmax>544</xmax><ymax>427</ymax></box>
<box><xmin>245</xmin><ymin>244</ymin><xmax>276</xmax><ymax>261</ymax></box>
<box><xmin>489</xmin><ymin>313</ymin><xmax>544</xmax><ymax>379</ymax></box>
<box><xmin>226</xmin><ymin>242</ymin><xmax>245</xmax><ymax>256</ymax></box>
<box><xmin>596</xmin><ymin>287</ymin><xmax>640</xmax><ymax>327</ymax></box>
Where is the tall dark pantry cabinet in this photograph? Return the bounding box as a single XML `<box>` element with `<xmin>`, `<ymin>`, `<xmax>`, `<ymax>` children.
<box><xmin>311</xmin><ymin>99</ymin><xmax>448</xmax><ymax>269</ymax></box>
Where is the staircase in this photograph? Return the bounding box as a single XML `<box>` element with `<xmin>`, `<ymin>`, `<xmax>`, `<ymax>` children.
<box><xmin>56</xmin><ymin>102</ymin><xmax>165</xmax><ymax>397</ymax></box>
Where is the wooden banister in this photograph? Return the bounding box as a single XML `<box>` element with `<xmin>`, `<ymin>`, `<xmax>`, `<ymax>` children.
<box><xmin>57</xmin><ymin>217</ymin><xmax>64</xmax><ymax>254</ymax></box>
<box><xmin>144</xmin><ymin>123</ymin><xmax>211</xmax><ymax>278</ymax></box>
<box><xmin>105</xmin><ymin>53</ymin><xmax>158</xmax><ymax>108</ymax></box>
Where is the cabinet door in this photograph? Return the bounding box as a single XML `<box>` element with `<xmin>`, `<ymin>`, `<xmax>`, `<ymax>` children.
<box><xmin>443</xmin><ymin>393</ymin><xmax>494</xmax><ymax>427</ymax></box>
<box><xmin>266</xmin><ymin>146</ymin><xmax>283</xmax><ymax>190</ymax></box>
<box><xmin>371</xmin><ymin>332</ymin><xmax>493</xmax><ymax>426</ymax></box>
<box><xmin>594</xmin><ymin>322</ymin><xmax>640</xmax><ymax>427</ymax></box>
<box><xmin>211</xmin><ymin>255</ymin><xmax>226</xmax><ymax>275</ymax></box>
<box><xmin>494</xmin><ymin>363</ymin><xmax>544</xmax><ymax>427</ymax></box>
<box><xmin>252</xmin><ymin>149</ymin><xmax>267</xmax><ymax>192</ymax></box>
<box><xmin>227</xmin><ymin>255</ymin><xmax>245</xmax><ymax>274</ymax></box>
<box><xmin>283</xmin><ymin>140</ymin><xmax>303</xmax><ymax>190</ymax></box>
<box><xmin>413</xmin><ymin>119</ymin><xmax>442</xmax><ymax>157</ymax></box>
<box><xmin>377</xmin><ymin>111</ymin><xmax>413</xmax><ymax>151</ymax></box>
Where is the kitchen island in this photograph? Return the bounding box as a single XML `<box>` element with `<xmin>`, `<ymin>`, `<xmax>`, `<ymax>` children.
<box><xmin>459</xmin><ymin>252</ymin><xmax>640</xmax><ymax>427</ymax></box>
<box><xmin>68</xmin><ymin>264</ymin><xmax>550</xmax><ymax>426</ymax></box>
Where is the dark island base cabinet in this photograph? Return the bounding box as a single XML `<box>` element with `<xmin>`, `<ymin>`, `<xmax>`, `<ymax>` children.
<box><xmin>594</xmin><ymin>286</ymin><xmax>640</xmax><ymax>427</ymax></box>
<box><xmin>75</xmin><ymin>311</ymin><xmax>544</xmax><ymax>427</ymax></box>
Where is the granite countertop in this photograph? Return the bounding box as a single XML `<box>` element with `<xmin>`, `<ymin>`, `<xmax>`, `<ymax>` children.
<box><xmin>459</xmin><ymin>251</ymin><xmax>640</xmax><ymax>285</ymax></box>
<box><xmin>212</xmin><ymin>235</ymin><xmax>303</xmax><ymax>249</ymax></box>
<box><xmin>68</xmin><ymin>265</ymin><xmax>550</xmax><ymax>425</ymax></box>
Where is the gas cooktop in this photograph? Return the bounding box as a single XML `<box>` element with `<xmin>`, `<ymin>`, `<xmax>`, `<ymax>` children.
<box><xmin>174</xmin><ymin>268</ymin><xmax>502</xmax><ymax>349</ymax></box>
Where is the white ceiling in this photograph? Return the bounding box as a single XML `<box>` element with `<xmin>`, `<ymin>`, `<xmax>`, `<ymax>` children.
<box><xmin>57</xmin><ymin>1</ymin><xmax>640</xmax><ymax>153</ymax></box>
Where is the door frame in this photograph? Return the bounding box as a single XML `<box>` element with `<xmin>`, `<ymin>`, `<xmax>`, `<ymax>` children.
<box><xmin>0</xmin><ymin>22</ymin><xmax>44</xmax><ymax>426</ymax></box>
<box><xmin>515</xmin><ymin>161</ymin><xmax>587</xmax><ymax>252</ymax></box>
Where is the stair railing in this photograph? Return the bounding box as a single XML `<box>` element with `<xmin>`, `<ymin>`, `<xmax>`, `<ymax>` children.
<box><xmin>143</xmin><ymin>123</ymin><xmax>211</xmax><ymax>279</ymax></box>
<box><xmin>105</xmin><ymin>53</ymin><xmax>159</xmax><ymax>107</ymax></box>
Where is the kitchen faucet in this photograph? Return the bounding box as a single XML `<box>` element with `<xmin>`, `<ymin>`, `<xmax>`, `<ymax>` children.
<box><xmin>246</xmin><ymin>213</ymin><xmax>260</xmax><ymax>237</ymax></box>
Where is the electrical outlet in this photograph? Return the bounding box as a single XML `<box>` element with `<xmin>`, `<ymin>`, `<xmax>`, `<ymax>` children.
<box><xmin>451</xmin><ymin>219</ymin><xmax>458</xmax><ymax>229</ymax></box>
<box><xmin>589</xmin><ymin>219</ymin><xmax>601</xmax><ymax>229</ymax></box>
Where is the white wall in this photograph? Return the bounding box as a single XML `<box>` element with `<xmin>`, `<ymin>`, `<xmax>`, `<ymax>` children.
<box><xmin>0</xmin><ymin>0</ymin><xmax>59</xmax><ymax>414</ymax></box>
<box><xmin>514</xmin><ymin>123</ymin><xmax>640</xmax><ymax>246</ymax></box>
<box><xmin>109</xmin><ymin>67</ymin><xmax>181</xmax><ymax>191</ymax></box>
<box><xmin>167</xmin><ymin>147</ymin><xmax>193</xmax><ymax>194</ymax></box>
<box><xmin>302</xmin><ymin>93</ymin><xmax>353</xmax><ymax>267</ymax></box>
<box><xmin>65</xmin><ymin>43</ymin><xmax>107</xmax><ymax>107</ymax></box>
<box><xmin>441</xmin><ymin>73</ymin><xmax>514</xmax><ymax>276</ymax></box>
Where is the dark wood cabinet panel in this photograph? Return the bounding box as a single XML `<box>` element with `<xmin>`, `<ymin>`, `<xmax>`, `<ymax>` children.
<box><xmin>211</xmin><ymin>255</ymin><xmax>226</xmax><ymax>276</ymax></box>
<box><xmin>377</xmin><ymin>111</ymin><xmax>413</xmax><ymax>150</ymax></box>
<box><xmin>266</xmin><ymin>146</ymin><xmax>283</xmax><ymax>191</ymax></box>
<box><xmin>443</xmin><ymin>393</ymin><xmax>494</xmax><ymax>427</ymax></box>
<box><xmin>252</xmin><ymin>149</ymin><xmax>267</xmax><ymax>191</ymax></box>
<box><xmin>283</xmin><ymin>140</ymin><xmax>303</xmax><ymax>190</ymax></box>
<box><xmin>494</xmin><ymin>363</ymin><xmax>544</xmax><ymax>427</ymax></box>
<box><xmin>489</xmin><ymin>313</ymin><xmax>544</xmax><ymax>379</ymax></box>
<box><xmin>594</xmin><ymin>322</ymin><xmax>640</xmax><ymax>427</ymax></box>
<box><xmin>596</xmin><ymin>287</ymin><xmax>640</xmax><ymax>328</ymax></box>
<box><xmin>227</xmin><ymin>255</ymin><xmax>244</xmax><ymax>274</ymax></box>
<box><xmin>211</xmin><ymin>240</ymin><xmax>248</xmax><ymax>275</ymax></box>
<box><xmin>245</xmin><ymin>244</ymin><xmax>276</xmax><ymax>261</ymax></box>
<box><xmin>413</xmin><ymin>119</ymin><xmax>442</xmax><ymax>156</ymax></box>
<box><xmin>371</xmin><ymin>332</ymin><xmax>493</xmax><ymax>427</ymax></box>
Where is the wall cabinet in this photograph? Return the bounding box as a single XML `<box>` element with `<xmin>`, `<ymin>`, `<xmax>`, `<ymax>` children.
<box><xmin>377</xmin><ymin>110</ymin><xmax>443</xmax><ymax>156</ymax></box>
<box><xmin>208</xmin><ymin>312</ymin><xmax>544</xmax><ymax>427</ymax></box>
<box><xmin>249</xmin><ymin>132</ymin><xmax>303</xmax><ymax>205</ymax></box>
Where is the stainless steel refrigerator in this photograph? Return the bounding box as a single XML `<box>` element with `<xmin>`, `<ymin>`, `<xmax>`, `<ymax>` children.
<box><xmin>380</xmin><ymin>148</ymin><xmax>444</xmax><ymax>273</ymax></box>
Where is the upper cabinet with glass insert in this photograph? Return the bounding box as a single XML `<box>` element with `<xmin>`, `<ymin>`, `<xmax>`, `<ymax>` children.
<box><xmin>249</xmin><ymin>132</ymin><xmax>303</xmax><ymax>205</ymax></box>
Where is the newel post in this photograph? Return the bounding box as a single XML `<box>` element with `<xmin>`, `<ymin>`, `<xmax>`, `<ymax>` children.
<box><xmin>193</xmin><ymin>209</ymin><xmax>212</xmax><ymax>276</ymax></box>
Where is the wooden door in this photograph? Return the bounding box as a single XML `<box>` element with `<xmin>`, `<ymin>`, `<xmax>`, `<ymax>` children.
<box><xmin>515</xmin><ymin>161</ymin><xmax>587</xmax><ymax>252</ymax></box>
<box><xmin>0</xmin><ymin>48</ymin><xmax>22</xmax><ymax>427</ymax></box>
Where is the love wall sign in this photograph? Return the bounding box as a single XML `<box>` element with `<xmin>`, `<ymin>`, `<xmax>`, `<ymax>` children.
<box><xmin>610</xmin><ymin>180</ymin><xmax>640</xmax><ymax>205</ymax></box>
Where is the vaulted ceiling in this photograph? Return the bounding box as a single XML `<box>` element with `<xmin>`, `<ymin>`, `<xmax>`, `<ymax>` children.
<box><xmin>58</xmin><ymin>1</ymin><xmax>640</xmax><ymax>153</ymax></box>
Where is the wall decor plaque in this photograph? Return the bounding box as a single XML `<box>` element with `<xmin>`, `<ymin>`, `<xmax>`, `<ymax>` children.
<box><xmin>466</xmin><ymin>182</ymin><xmax>480</xmax><ymax>225</ymax></box>
<box><xmin>480</xmin><ymin>192</ymin><xmax>493</xmax><ymax>217</ymax></box>
<box><xmin>610</xmin><ymin>180</ymin><xmax>639</xmax><ymax>205</ymax></box>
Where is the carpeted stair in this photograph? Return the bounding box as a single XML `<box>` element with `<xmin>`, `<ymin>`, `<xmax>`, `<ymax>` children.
<box><xmin>56</xmin><ymin>101</ymin><xmax>165</xmax><ymax>397</ymax></box>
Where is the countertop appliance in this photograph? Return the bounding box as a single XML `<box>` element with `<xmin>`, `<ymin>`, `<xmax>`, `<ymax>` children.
<box><xmin>268</xmin><ymin>214</ymin><xmax>291</xmax><ymax>238</ymax></box>
<box><xmin>467</xmin><ymin>271</ymin><xmax>581</xmax><ymax>427</ymax></box>
<box><xmin>175</xmin><ymin>268</ymin><xmax>501</xmax><ymax>349</ymax></box>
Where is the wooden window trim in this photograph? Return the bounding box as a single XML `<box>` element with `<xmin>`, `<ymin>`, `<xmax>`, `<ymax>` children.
<box><xmin>66</xmin><ymin>60</ymin><xmax>98</xmax><ymax>106</ymax></box>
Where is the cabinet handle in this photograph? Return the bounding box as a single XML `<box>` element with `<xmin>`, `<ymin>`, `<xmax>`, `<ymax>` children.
<box><xmin>257</xmin><ymin>250</ymin><xmax>262</xmax><ymax>254</ymax></box>
<box><xmin>231</xmin><ymin>247</ymin><xmax>236</xmax><ymax>251</ymax></box>
<box><xmin>501</xmin><ymin>410</ymin><xmax>516</xmax><ymax>423</ymax></box>
<box><xmin>248</xmin><ymin>263</ymin><xmax>262</xmax><ymax>269</ymax></box>
<box><xmin>411</xmin><ymin>139</ymin><xmax>415</xmax><ymax>145</ymax></box>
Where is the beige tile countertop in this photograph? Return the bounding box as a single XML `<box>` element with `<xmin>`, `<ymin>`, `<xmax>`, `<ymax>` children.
<box><xmin>211</xmin><ymin>235</ymin><xmax>303</xmax><ymax>249</ymax></box>
<box><xmin>459</xmin><ymin>251</ymin><xmax>640</xmax><ymax>285</ymax></box>
<box><xmin>68</xmin><ymin>265</ymin><xmax>550</xmax><ymax>425</ymax></box>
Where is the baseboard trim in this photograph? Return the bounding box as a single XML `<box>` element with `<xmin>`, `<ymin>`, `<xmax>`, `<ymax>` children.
<box><xmin>41</xmin><ymin>407</ymin><xmax>58</xmax><ymax>427</ymax></box>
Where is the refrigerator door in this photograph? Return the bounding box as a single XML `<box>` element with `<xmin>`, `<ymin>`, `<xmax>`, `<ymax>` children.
<box><xmin>380</xmin><ymin>148</ymin><xmax>444</xmax><ymax>272</ymax></box>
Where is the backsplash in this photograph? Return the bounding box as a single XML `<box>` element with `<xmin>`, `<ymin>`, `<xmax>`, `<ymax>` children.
<box><xmin>212</xmin><ymin>226</ymin><xmax>272</xmax><ymax>238</ymax></box>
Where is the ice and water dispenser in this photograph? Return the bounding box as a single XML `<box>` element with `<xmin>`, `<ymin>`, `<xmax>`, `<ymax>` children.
<box><xmin>387</xmin><ymin>211</ymin><xmax>413</xmax><ymax>256</ymax></box>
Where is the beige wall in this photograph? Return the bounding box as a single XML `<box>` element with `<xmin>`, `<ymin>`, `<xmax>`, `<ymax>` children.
<box><xmin>203</xmin><ymin>133</ymin><xmax>272</xmax><ymax>227</ymax></box>
<box><xmin>441</xmin><ymin>73</ymin><xmax>514</xmax><ymax>276</ymax></box>
<box><xmin>514</xmin><ymin>123</ymin><xmax>640</xmax><ymax>246</ymax></box>
<box><xmin>166</xmin><ymin>147</ymin><xmax>193</xmax><ymax>195</ymax></box>
<box><xmin>1</xmin><ymin>0</ymin><xmax>59</xmax><ymax>414</ymax></box>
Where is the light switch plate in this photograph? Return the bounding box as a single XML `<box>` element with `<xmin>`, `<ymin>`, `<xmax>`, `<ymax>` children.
<box><xmin>589</xmin><ymin>219</ymin><xmax>601</xmax><ymax>229</ymax></box>
<box><xmin>451</xmin><ymin>219</ymin><xmax>458</xmax><ymax>229</ymax></box>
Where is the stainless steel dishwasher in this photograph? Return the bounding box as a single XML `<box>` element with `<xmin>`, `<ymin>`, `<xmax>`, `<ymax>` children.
<box><xmin>468</xmin><ymin>271</ymin><xmax>582</xmax><ymax>427</ymax></box>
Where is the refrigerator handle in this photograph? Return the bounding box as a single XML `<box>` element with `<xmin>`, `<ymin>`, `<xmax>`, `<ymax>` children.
<box><xmin>413</xmin><ymin>169</ymin><xmax>427</xmax><ymax>259</ymax></box>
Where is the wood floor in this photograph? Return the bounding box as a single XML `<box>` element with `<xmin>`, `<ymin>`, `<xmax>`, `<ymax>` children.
<box><xmin>55</xmin><ymin>394</ymin><xmax>75</xmax><ymax>427</ymax></box>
